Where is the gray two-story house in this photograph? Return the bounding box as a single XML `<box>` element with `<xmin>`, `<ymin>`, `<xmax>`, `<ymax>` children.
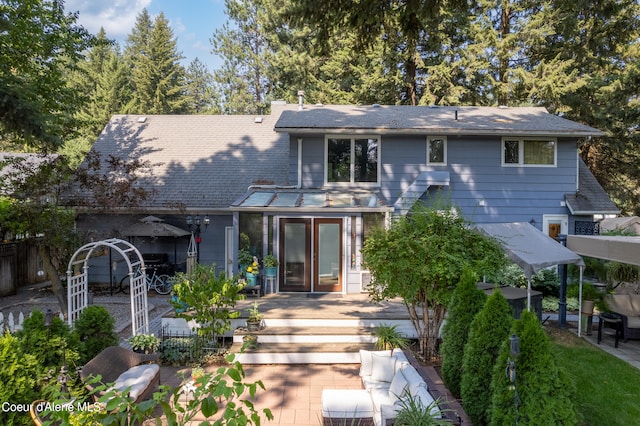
<box><xmin>75</xmin><ymin>102</ymin><xmax>618</xmax><ymax>293</ymax></box>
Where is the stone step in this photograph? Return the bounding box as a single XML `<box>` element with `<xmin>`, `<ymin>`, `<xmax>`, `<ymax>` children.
<box><xmin>230</xmin><ymin>341</ymin><xmax>376</xmax><ymax>365</ymax></box>
<box><xmin>233</xmin><ymin>326</ymin><xmax>377</xmax><ymax>344</ymax></box>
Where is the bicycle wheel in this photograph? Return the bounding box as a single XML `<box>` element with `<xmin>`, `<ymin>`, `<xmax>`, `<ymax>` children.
<box><xmin>154</xmin><ymin>274</ymin><xmax>172</xmax><ymax>294</ymax></box>
<box><xmin>119</xmin><ymin>275</ymin><xmax>131</xmax><ymax>295</ymax></box>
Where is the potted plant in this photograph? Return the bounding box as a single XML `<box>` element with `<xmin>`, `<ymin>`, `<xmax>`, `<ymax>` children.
<box><xmin>373</xmin><ymin>323</ymin><xmax>409</xmax><ymax>354</ymax></box>
<box><xmin>191</xmin><ymin>366</ymin><xmax>205</xmax><ymax>386</ymax></box>
<box><xmin>245</xmin><ymin>256</ymin><xmax>260</xmax><ymax>286</ymax></box>
<box><xmin>128</xmin><ymin>333</ymin><xmax>161</xmax><ymax>354</ymax></box>
<box><xmin>246</xmin><ymin>301</ymin><xmax>263</xmax><ymax>331</ymax></box>
<box><xmin>238</xmin><ymin>249</ymin><xmax>254</xmax><ymax>272</ymax></box>
<box><xmin>263</xmin><ymin>254</ymin><xmax>279</xmax><ymax>278</ymax></box>
<box><xmin>242</xmin><ymin>334</ymin><xmax>259</xmax><ymax>349</ymax></box>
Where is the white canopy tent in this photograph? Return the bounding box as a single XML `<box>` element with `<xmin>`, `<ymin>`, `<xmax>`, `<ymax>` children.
<box><xmin>476</xmin><ymin>223</ymin><xmax>586</xmax><ymax>333</ymax></box>
<box><xmin>567</xmin><ymin>235</ymin><xmax>640</xmax><ymax>267</ymax></box>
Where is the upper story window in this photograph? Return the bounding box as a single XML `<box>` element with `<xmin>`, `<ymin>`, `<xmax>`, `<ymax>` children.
<box><xmin>326</xmin><ymin>136</ymin><xmax>379</xmax><ymax>185</ymax></box>
<box><xmin>502</xmin><ymin>138</ymin><xmax>556</xmax><ymax>166</ymax></box>
<box><xmin>427</xmin><ymin>136</ymin><xmax>447</xmax><ymax>165</ymax></box>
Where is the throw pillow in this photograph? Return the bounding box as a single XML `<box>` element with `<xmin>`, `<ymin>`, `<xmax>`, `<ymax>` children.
<box><xmin>371</xmin><ymin>353</ymin><xmax>396</xmax><ymax>383</ymax></box>
<box><xmin>359</xmin><ymin>349</ymin><xmax>392</xmax><ymax>377</ymax></box>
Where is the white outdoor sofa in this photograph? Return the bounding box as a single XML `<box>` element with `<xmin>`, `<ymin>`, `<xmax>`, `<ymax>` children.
<box><xmin>321</xmin><ymin>348</ymin><xmax>460</xmax><ymax>425</ymax></box>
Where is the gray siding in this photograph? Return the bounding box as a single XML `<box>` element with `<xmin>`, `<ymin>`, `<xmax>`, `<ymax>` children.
<box><xmin>292</xmin><ymin>133</ymin><xmax>579</xmax><ymax>224</ymax></box>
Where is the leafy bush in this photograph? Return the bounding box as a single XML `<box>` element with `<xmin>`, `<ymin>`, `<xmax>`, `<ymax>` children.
<box><xmin>460</xmin><ymin>290</ymin><xmax>514</xmax><ymax>425</ymax></box>
<box><xmin>440</xmin><ymin>268</ymin><xmax>486</xmax><ymax>397</ymax></box>
<box><xmin>0</xmin><ymin>333</ymin><xmax>39</xmax><ymax>425</ymax></box>
<box><xmin>73</xmin><ymin>305</ymin><xmax>118</xmax><ymax>363</ymax></box>
<box><xmin>171</xmin><ymin>263</ymin><xmax>244</xmax><ymax>343</ymax></box>
<box><xmin>490</xmin><ymin>311</ymin><xmax>577</xmax><ymax>425</ymax></box>
<box><xmin>490</xmin><ymin>263</ymin><xmax>560</xmax><ymax>297</ymax></box>
<box><xmin>17</xmin><ymin>309</ymin><xmax>80</xmax><ymax>369</ymax></box>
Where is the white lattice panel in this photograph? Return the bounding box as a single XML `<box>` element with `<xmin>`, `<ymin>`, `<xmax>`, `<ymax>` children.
<box><xmin>67</xmin><ymin>272</ymin><xmax>88</xmax><ymax>326</ymax></box>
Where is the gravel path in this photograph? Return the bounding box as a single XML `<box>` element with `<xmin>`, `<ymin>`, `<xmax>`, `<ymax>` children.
<box><xmin>0</xmin><ymin>281</ymin><xmax>172</xmax><ymax>343</ymax></box>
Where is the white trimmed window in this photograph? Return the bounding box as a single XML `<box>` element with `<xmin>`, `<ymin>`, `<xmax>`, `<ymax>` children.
<box><xmin>325</xmin><ymin>136</ymin><xmax>380</xmax><ymax>185</ymax></box>
<box><xmin>427</xmin><ymin>136</ymin><xmax>447</xmax><ymax>165</ymax></box>
<box><xmin>502</xmin><ymin>137</ymin><xmax>556</xmax><ymax>166</ymax></box>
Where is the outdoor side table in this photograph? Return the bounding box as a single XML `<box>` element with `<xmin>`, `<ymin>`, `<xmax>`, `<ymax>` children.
<box><xmin>598</xmin><ymin>312</ymin><xmax>623</xmax><ymax>348</ymax></box>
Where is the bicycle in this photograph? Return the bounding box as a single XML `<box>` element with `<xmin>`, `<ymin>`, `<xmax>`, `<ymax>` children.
<box><xmin>119</xmin><ymin>267</ymin><xmax>173</xmax><ymax>295</ymax></box>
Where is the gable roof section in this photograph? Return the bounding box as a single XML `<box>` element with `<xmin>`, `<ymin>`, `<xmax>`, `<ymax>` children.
<box><xmin>81</xmin><ymin>113</ymin><xmax>290</xmax><ymax>211</ymax></box>
<box><xmin>274</xmin><ymin>105</ymin><xmax>605</xmax><ymax>137</ymax></box>
<box><xmin>564</xmin><ymin>159</ymin><xmax>619</xmax><ymax>215</ymax></box>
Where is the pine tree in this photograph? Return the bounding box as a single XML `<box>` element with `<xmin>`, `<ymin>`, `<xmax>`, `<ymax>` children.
<box><xmin>439</xmin><ymin>268</ymin><xmax>487</xmax><ymax>397</ymax></box>
<box><xmin>461</xmin><ymin>290</ymin><xmax>514</xmax><ymax>426</ymax></box>
<box><xmin>490</xmin><ymin>311</ymin><xmax>577</xmax><ymax>425</ymax></box>
<box><xmin>212</xmin><ymin>0</ymin><xmax>272</xmax><ymax>114</ymax></box>
<box><xmin>185</xmin><ymin>58</ymin><xmax>219</xmax><ymax>114</ymax></box>
<box><xmin>124</xmin><ymin>10</ymin><xmax>188</xmax><ymax>114</ymax></box>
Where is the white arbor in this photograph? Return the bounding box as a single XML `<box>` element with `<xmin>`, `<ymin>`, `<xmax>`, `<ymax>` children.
<box><xmin>67</xmin><ymin>238</ymin><xmax>149</xmax><ymax>335</ymax></box>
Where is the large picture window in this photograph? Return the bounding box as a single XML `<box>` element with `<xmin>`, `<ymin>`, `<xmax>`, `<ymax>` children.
<box><xmin>326</xmin><ymin>136</ymin><xmax>379</xmax><ymax>184</ymax></box>
<box><xmin>502</xmin><ymin>138</ymin><xmax>556</xmax><ymax>166</ymax></box>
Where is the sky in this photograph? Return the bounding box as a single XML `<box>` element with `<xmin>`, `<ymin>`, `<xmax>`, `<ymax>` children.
<box><xmin>65</xmin><ymin>0</ymin><xmax>228</xmax><ymax>71</ymax></box>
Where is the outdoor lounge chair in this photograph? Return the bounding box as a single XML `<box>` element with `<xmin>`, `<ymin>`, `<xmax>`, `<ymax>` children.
<box><xmin>80</xmin><ymin>346</ymin><xmax>160</xmax><ymax>403</ymax></box>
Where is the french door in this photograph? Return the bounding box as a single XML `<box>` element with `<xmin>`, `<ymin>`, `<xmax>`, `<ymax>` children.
<box><xmin>279</xmin><ymin>218</ymin><xmax>343</xmax><ymax>292</ymax></box>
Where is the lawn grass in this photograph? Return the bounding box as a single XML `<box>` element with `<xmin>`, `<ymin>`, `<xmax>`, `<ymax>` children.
<box><xmin>547</xmin><ymin>326</ymin><xmax>640</xmax><ymax>425</ymax></box>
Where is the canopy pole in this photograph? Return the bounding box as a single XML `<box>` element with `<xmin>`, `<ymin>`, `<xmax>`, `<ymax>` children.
<box><xmin>527</xmin><ymin>277</ymin><xmax>532</xmax><ymax>311</ymax></box>
<box><xmin>578</xmin><ymin>267</ymin><xmax>584</xmax><ymax>337</ymax></box>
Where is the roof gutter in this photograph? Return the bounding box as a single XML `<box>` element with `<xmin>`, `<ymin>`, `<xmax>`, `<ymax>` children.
<box><xmin>274</xmin><ymin>127</ymin><xmax>605</xmax><ymax>138</ymax></box>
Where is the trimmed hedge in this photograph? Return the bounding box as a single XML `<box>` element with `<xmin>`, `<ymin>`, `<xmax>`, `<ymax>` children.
<box><xmin>440</xmin><ymin>268</ymin><xmax>486</xmax><ymax>397</ymax></box>
<box><xmin>460</xmin><ymin>289</ymin><xmax>513</xmax><ymax>425</ymax></box>
<box><xmin>490</xmin><ymin>311</ymin><xmax>577</xmax><ymax>425</ymax></box>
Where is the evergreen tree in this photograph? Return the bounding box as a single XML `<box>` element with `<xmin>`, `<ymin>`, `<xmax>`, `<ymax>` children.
<box><xmin>461</xmin><ymin>290</ymin><xmax>514</xmax><ymax>426</ymax></box>
<box><xmin>212</xmin><ymin>0</ymin><xmax>272</xmax><ymax>114</ymax></box>
<box><xmin>185</xmin><ymin>58</ymin><xmax>220</xmax><ymax>114</ymax></box>
<box><xmin>0</xmin><ymin>0</ymin><xmax>94</xmax><ymax>151</ymax></box>
<box><xmin>439</xmin><ymin>268</ymin><xmax>486</xmax><ymax>397</ymax></box>
<box><xmin>490</xmin><ymin>311</ymin><xmax>577</xmax><ymax>425</ymax></box>
<box><xmin>124</xmin><ymin>10</ymin><xmax>188</xmax><ymax>114</ymax></box>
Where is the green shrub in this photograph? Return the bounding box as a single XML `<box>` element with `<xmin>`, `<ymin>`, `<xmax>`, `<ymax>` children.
<box><xmin>490</xmin><ymin>263</ymin><xmax>560</xmax><ymax>297</ymax></box>
<box><xmin>460</xmin><ymin>290</ymin><xmax>514</xmax><ymax>425</ymax></box>
<box><xmin>17</xmin><ymin>309</ymin><xmax>80</xmax><ymax>369</ymax></box>
<box><xmin>489</xmin><ymin>311</ymin><xmax>577</xmax><ymax>425</ymax></box>
<box><xmin>171</xmin><ymin>263</ymin><xmax>244</xmax><ymax>343</ymax></box>
<box><xmin>440</xmin><ymin>268</ymin><xmax>486</xmax><ymax>397</ymax></box>
<box><xmin>0</xmin><ymin>333</ymin><xmax>39</xmax><ymax>426</ymax></box>
<box><xmin>73</xmin><ymin>305</ymin><xmax>118</xmax><ymax>363</ymax></box>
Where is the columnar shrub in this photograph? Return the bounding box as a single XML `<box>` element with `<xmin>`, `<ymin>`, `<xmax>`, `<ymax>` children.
<box><xmin>490</xmin><ymin>311</ymin><xmax>577</xmax><ymax>425</ymax></box>
<box><xmin>460</xmin><ymin>289</ymin><xmax>513</xmax><ymax>425</ymax></box>
<box><xmin>440</xmin><ymin>268</ymin><xmax>486</xmax><ymax>397</ymax></box>
<box><xmin>73</xmin><ymin>305</ymin><xmax>119</xmax><ymax>363</ymax></box>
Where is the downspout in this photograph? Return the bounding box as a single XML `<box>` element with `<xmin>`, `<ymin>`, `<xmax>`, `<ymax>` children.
<box><xmin>297</xmin><ymin>137</ymin><xmax>302</xmax><ymax>188</ymax></box>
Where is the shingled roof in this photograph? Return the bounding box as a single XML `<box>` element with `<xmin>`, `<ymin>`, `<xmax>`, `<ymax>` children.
<box><xmin>82</xmin><ymin>113</ymin><xmax>290</xmax><ymax>211</ymax></box>
<box><xmin>275</xmin><ymin>104</ymin><xmax>604</xmax><ymax>137</ymax></box>
<box><xmin>565</xmin><ymin>159</ymin><xmax>619</xmax><ymax>215</ymax></box>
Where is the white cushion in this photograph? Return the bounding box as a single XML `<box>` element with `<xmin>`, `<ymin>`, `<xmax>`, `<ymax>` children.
<box><xmin>112</xmin><ymin>364</ymin><xmax>159</xmax><ymax>400</ymax></box>
<box><xmin>371</xmin><ymin>354</ymin><xmax>396</xmax><ymax>383</ymax></box>
<box><xmin>359</xmin><ymin>350</ymin><xmax>392</xmax><ymax>377</ymax></box>
<box><xmin>370</xmin><ymin>387</ymin><xmax>397</xmax><ymax>412</ymax></box>
<box><xmin>362</xmin><ymin>376</ymin><xmax>391</xmax><ymax>391</ymax></box>
<box><xmin>392</xmin><ymin>348</ymin><xmax>409</xmax><ymax>363</ymax></box>
<box><xmin>388</xmin><ymin>370</ymin><xmax>409</xmax><ymax>400</ymax></box>
<box><xmin>321</xmin><ymin>389</ymin><xmax>374</xmax><ymax>418</ymax></box>
<box><xmin>401</xmin><ymin>365</ymin><xmax>428</xmax><ymax>393</ymax></box>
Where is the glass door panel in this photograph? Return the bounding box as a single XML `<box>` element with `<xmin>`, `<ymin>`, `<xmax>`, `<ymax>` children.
<box><xmin>279</xmin><ymin>219</ymin><xmax>311</xmax><ymax>292</ymax></box>
<box><xmin>315</xmin><ymin>219</ymin><xmax>342</xmax><ymax>292</ymax></box>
